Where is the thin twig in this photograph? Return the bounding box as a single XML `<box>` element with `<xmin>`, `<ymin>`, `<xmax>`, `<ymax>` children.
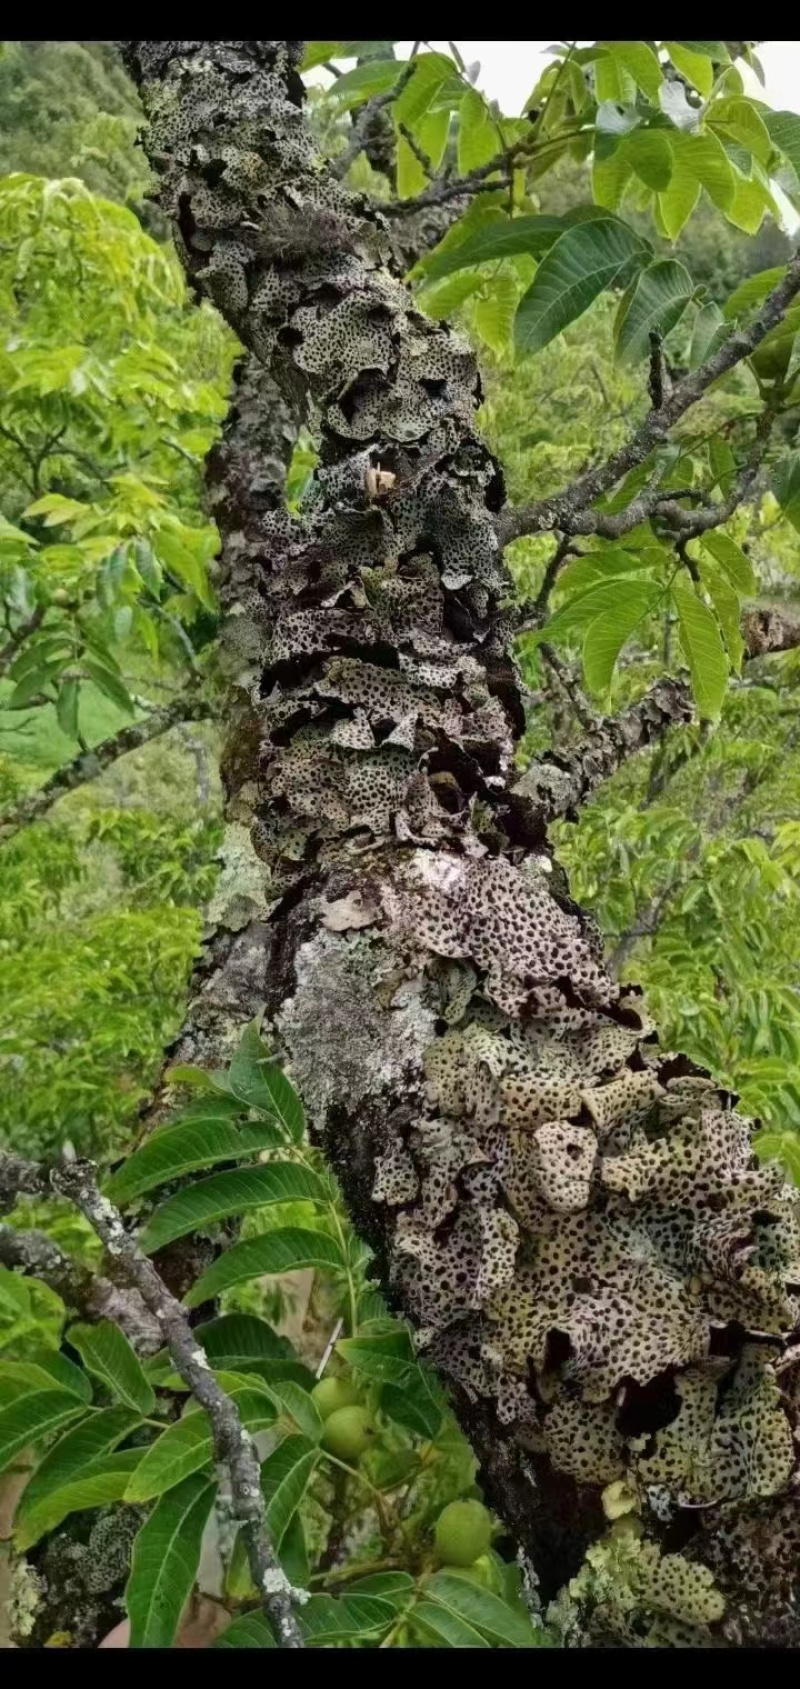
<box><xmin>332</xmin><ymin>62</ymin><xmax>415</xmax><ymax>181</ymax></box>
<box><xmin>0</xmin><ymin>1150</ymin><xmax>306</xmax><ymax>1649</ymax></box>
<box><xmin>397</xmin><ymin>122</ymin><xmax>434</xmax><ymax>178</ymax></box>
<box><xmin>0</xmin><ymin>694</ymin><xmax>213</xmax><ymax>840</ymax></box>
<box><xmin>539</xmin><ymin>643</ymin><xmax>596</xmax><ymax>733</ymax></box>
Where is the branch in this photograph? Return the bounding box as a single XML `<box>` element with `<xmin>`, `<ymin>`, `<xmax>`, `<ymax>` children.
<box><xmin>0</xmin><ymin>1150</ymin><xmax>305</xmax><ymax>1649</ymax></box>
<box><xmin>497</xmin><ymin>243</ymin><xmax>800</xmax><ymax>546</ymax></box>
<box><xmin>515</xmin><ymin>677</ymin><xmax>693</xmax><ymax>822</ymax></box>
<box><xmin>0</xmin><ymin>694</ymin><xmax>213</xmax><ymax>839</ymax></box>
<box><xmin>521</xmin><ymin>534</ymin><xmax>581</xmax><ymax>627</ymax></box>
<box><xmin>538</xmin><ymin>641</ymin><xmax>595</xmax><ymax>733</ymax></box>
<box><xmin>331</xmin><ymin>62</ymin><xmax>415</xmax><ymax>181</ymax></box>
<box><xmin>0</xmin><ymin>605</ymin><xmax>45</xmax><ymax>680</ymax></box>
<box><xmin>647</xmin><ymin>330</ymin><xmax>664</xmax><ymax>411</ymax></box>
<box><xmin>742</xmin><ymin>602</ymin><xmax>800</xmax><ymax>657</ymax></box>
<box><xmin>0</xmin><ymin>1222</ymin><xmax>163</xmax><ymax>1352</ymax></box>
<box><xmin>382</xmin><ymin>133</ymin><xmax>536</xmax><ymax>217</ymax></box>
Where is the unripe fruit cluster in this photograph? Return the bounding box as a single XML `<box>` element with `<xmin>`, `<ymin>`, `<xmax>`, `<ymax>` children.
<box><xmin>311</xmin><ymin>1373</ymin><xmax>376</xmax><ymax>1462</ymax></box>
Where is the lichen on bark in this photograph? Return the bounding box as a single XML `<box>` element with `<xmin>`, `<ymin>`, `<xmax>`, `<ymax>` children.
<box><xmin>121</xmin><ymin>40</ymin><xmax>800</xmax><ymax>1644</ymax></box>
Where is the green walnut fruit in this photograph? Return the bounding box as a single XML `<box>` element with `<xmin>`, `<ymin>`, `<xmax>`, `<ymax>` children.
<box><xmin>434</xmin><ymin>1499</ymin><xmax>493</xmax><ymax>1568</ymax></box>
<box><xmin>321</xmin><ymin>1405</ymin><xmax>376</xmax><ymax>1462</ymax></box>
<box><xmin>311</xmin><ymin>1375</ymin><xmax>361</xmax><ymax>1421</ymax></box>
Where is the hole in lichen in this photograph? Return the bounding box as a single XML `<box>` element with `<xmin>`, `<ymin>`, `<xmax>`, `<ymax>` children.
<box><xmin>541</xmin><ymin>1327</ymin><xmax>573</xmax><ymax>1377</ymax></box>
<box><xmin>616</xmin><ymin>1370</ymin><xmax>680</xmax><ymax>1439</ymax></box>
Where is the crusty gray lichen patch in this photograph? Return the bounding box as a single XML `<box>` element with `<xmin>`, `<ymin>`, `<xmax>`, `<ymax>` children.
<box><xmin>276</xmin><ymin>928</ymin><xmax>437</xmax><ymax>1124</ymax></box>
<box><xmin>206</xmin><ymin>821</ymin><xmax>273</xmax><ymax>931</ymax></box>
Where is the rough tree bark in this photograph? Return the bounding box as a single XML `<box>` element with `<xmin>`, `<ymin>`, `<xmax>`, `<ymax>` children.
<box><xmin>119</xmin><ymin>42</ymin><xmax>800</xmax><ymax>1647</ymax></box>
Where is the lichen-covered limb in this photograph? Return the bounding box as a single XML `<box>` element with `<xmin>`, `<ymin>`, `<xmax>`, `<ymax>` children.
<box><xmin>120</xmin><ymin>42</ymin><xmax>800</xmax><ymax>1645</ymax></box>
<box><xmin>39</xmin><ymin>1157</ymin><xmax>305</xmax><ymax>1649</ymax></box>
<box><xmin>519</xmin><ymin>598</ymin><xmax>800</xmax><ymax>825</ymax></box>
<box><xmin>0</xmin><ymin>695</ymin><xmax>213</xmax><ymax>841</ymax></box>
<box><xmin>517</xmin><ymin>677</ymin><xmax>694</xmax><ymax>822</ymax></box>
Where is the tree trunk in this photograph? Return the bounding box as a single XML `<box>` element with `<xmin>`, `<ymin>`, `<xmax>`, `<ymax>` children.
<box><xmin>120</xmin><ymin>42</ymin><xmax>800</xmax><ymax>1647</ymax></box>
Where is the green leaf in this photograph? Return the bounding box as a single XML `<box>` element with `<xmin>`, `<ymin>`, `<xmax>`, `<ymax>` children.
<box><xmin>418</xmin><ymin>272</ymin><xmax>487</xmax><ymax>320</ymax></box>
<box><xmin>13</xmin><ymin>1405</ymin><xmax>140</xmax><ymax>1544</ymax></box>
<box><xmin>626</xmin><ymin>129</ymin><xmax>673</xmax><ymax>191</ymax></box>
<box><xmin>592</xmin><ymin>137</ymin><xmax>633</xmax><ymax>211</ymax></box>
<box><xmin>190</xmin><ymin>1313</ymin><xmax>295</xmax><ymax>1375</ymax></box>
<box><xmin>666</xmin><ymin>42</ymin><xmax>715</xmax><ymax>97</ymax></box>
<box><xmin>614</xmin><ymin>258</ymin><xmax>693</xmax><ymax>365</ymax></box>
<box><xmin>393</xmin><ymin>53</ymin><xmax>453</xmax><ymax>127</ymax></box>
<box><xmin>582</xmin><ymin>594</ymin><xmax>655</xmax><ymax>699</ymax></box>
<box><xmin>0</xmin><ymin>1391</ymin><xmax>83</xmax><ymax>1477</ymax></box>
<box><xmin>765</xmin><ymin>110</ymin><xmax>800</xmax><ymax>181</ymax></box>
<box><xmin>381</xmin><ymin>1371</ymin><xmax>443</xmax><ymax>1438</ymax></box>
<box><xmin>2</xmin><ymin>1349</ymin><xmax>91</xmax><ymax>1402</ymax></box>
<box><xmin>279</xmin><ymin>1508</ymin><xmax>310</xmax><ymax>1587</ymax></box>
<box><xmin>690</xmin><ymin>301</ymin><xmax>727</xmax><ymax>367</ymax></box>
<box><xmin>16</xmin><ymin>1449</ymin><xmax>143</xmax><ymax>1550</ymax></box>
<box><xmin>724</xmin><ymin>266</ymin><xmax>786</xmax><ymax>321</ymax></box>
<box><xmin>420</xmin><ymin>215</ymin><xmax>569</xmax><ymax>282</ymax></box>
<box><xmin>472</xmin><ymin>275</ymin><xmax>519</xmax><ymax>358</ymax></box>
<box><xmin>103</xmin><ymin>1113</ymin><xmax>283</xmax><ymax>1207</ymax></box>
<box><xmin>258</xmin><ymin>1379</ymin><xmax>323</xmax><ymax>1443</ymax></box>
<box><xmin>126</xmin><ymin>1471</ymin><xmax>217</xmax><ymax>1649</ymax></box>
<box><xmin>701</xmin><ymin>531</ymin><xmax>755</xmax><ymax>594</ymax></box>
<box><xmin>349</xmin><ymin>1570</ymin><xmax>416</xmax><ymax>1606</ymax></box>
<box><xmin>84</xmin><ymin>658</ymin><xmax>134</xmax><ymax>715</ymax></box>
<box><xmin>423</xmin><ymin>1570</ymin><xmax>540</xmax><ymax>1648</ymax></box>
<box><xmin>7</xmin><ymin>657</ymin><xmax>69</xmax><ymax>709</ymax></box>
<box><xmin>515</xmin><ymin>218</ymin><xmax>649</xmax><ymax>355</ymax></box>
<box><xmin>457</xmin><ymin>88</ymin><xmax>497</xmax><ymax>174</ymax></box>
<box><xmin>709</xmin><ymin>97</ymin><xmax>772</xmax><ymax>166</ymax></box>
<box><xmin>772</xmin><ymin>453</ymin><xmax>800</xmax><ymax>535</ymax></box>
<box><xmin>595</xmin><ymin>53</ymin><xmax>635</xmax><ymax>105</ymax></box>
<box><xmin>670</xmin><ymin>129</ymin><xmax>736</xmax><ymax>212</ymax></box>
<box><xmin>55</xmin><ymin>677</ymin><xmax>80</xmax><ymax>740</ymax></box>
<box><xmin>184</xmin><ymin>1228</ymin><xmax>346</xmax><ymax>1309</ymax></box>
<box><xmin>299</xmin><ymin>1593</ymin><xmax>397</xmax><ymax>1645</ymax></box>
<box><xmin>607</xmin><ymin>42</ymin><xmax>663</xmax><ymax>102</ymax></box>
<box><xmin>671</xmin><ymin>576</ymin><xmax>729</xmax><ymax>721</ymax></box>
<box><xmin>698</xmin><ymin>559</ymin><xmax>745</xmax><ymax>674</ymax></box>
<box><xmin>300</xmin><ymin>43</ymin><xmax>340</xmax><ymax>70</ymax></box>
<box><xmin>413</xmin><ymin>1599</ymin><xmax>490</xmax><ymax>1647</ymax></box>
<box><xmin>227</xmin><ymin>1025</ymin><xmax>306</xmax><ymax>1139</ymax></box>
<box><xmin>215</xmin><ymin>1612</ymin><xmax>277</xmax><ymax>1648</ymax></box>
<box><xmin>726</xmin><ymin>173</ymin><xmax>774</xmax><ymax>237</ymax></box>
<box><xmin>657</xmin><ymin>144</ymin><xmax>701</xmax><ymax>239</ymax></box>
<box><xmin>709</xmin><ymin>434</ymin><xmax>737</xmax><ymax>497</ymax></box>
<box><xmin>338</xmin><ymin>1325</ymin><xmax>417</xmax><ymax>1382</ymax></box>
<box><xmin>138</xmin><ymin>1163</ymin><xmax>325</xmax><ymax>1255</ymax></box>
<box><xmin>537</xmin><ymin>578</ymin><xmax>662</xmax><ymax>646</ymax></box>
<box><xmin>126</xmin><ymin>1389</ymin><xmax>276</xmax><ymax>1502</ymax></box>
<box><xmin>261</xmin><ymin>1434</ymin><xmax>320</xmax><ymax>1547</ymax></box>
<box><xmin>68</xmin><ymin>1321</ymin><xmax>156</xmax><ymax>1415</ymax></box>
<box><xmin>396</xmin><ymin>134</ymin><xmax>426</xmax><ymax>201</ymax></box>
<box><xmin>322</xmin><ymin>61</ymin><xmax>404</xmax><ymax>111</ymax></box>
